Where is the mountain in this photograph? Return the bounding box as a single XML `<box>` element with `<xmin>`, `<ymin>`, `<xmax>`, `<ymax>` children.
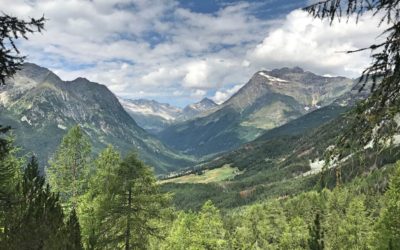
<box><xmin>120</xmin><ymin>97</ymin><xmax>218</xmax><ymax>133</ymax></box>
<box><xmin>0</xmin><ymin>63</ymin><xmax>195</xmax><ymax>174</ymax></box>
<box><xmin>120</xmin><ymin>99</ymin><xmax>181</xmax><ymax>134</ymax></box>
<box><xmin>158</xmin><ymin>67</ymin><xmax>354</xmax><ymax>157</ymax></box>
<box><xmin>180</xmin><ymin>98</ymin><xmax>218</xmax><ymax>120</ymax></box>
<box><xmin>161</xmin><ymin>95</ymin><xmax>399</xmax><ymax>210</ymax></box>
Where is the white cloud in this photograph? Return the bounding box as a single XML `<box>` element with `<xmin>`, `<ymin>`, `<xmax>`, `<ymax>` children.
<box><xmin>212</xmin><ymin>84</ymin><xmax>244</xmax><ymax>104</ymax></box>
<box><xmin>183</xmin><ymin>61</ymin><xmax>210</xmax><ymax>89</ymax></box>
<box><xmin>247</xmin><ymin>10</ymin><xmax>386</xmax><ymax>77</ymax></box>
<box><xmin>0</xmin><ymin>1</ymin><xmax>388</xmax><ymax>106</ymax></box>
<box><xmin>190</xmin><ymin>89</ymin><xmax>207</xmax><ymax>100</ymax></box>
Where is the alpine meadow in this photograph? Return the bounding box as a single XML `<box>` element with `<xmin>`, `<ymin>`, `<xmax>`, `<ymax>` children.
<box><xmin>2</xmin><ymin>0</ymin><xmax>400</xmax><ymax>249</ymax></box>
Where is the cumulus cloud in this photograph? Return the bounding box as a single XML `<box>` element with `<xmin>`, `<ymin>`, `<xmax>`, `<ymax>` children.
<box><xmin>0</xmin><ymin>0</ymin><xmax>388</xmax><ymax>106</ymax></box>
<box><xmin>212</xmin><ymin>84</ymin><xmax>244</xmax><ymax>104</ymax></box>
<box><xmin>247</xmin><ymin>10</ymin><xmax>386</xmax><ymax>77</ymax></box>
<box><xmin>190</xmin><ymin>89</ymin><xmax>207</xmax><ymax>99</ymax></box>
<box><xmin>0</xmin><ymin>0</ymin><xmax>270</xmax><ymax>103</ymax></box>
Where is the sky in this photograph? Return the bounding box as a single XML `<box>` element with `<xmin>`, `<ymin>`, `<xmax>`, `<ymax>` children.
<box><xmin>0</xmin><ymin>0</ymin><xmax>387</xmax><ymax>107</ymax></box>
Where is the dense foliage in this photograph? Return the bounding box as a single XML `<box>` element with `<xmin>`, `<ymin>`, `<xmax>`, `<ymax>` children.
<box><xmin>0</xmin><ymin>125</ymin><xmax>400</xmax><ymax>249</ymax></box>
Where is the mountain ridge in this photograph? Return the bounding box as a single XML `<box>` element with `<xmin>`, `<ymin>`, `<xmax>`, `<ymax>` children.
<box><xmin>120</xmin><ymin>97</ymin><xmax>219</xmax><ymax>134</ymax></box>
<box><xmin>158</xmin><ymin>67</ymin><xmax>355</xmax><ymax>157</ymax></box>
<box><xmin>0</xmin><ymin>63</ymin><xmax>195</xmax><ymax>174</ymax></box>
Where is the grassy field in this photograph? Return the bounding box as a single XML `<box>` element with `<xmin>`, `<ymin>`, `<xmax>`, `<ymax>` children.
<box><xmin>159</xmin><ymin>165</ymin><xmax>241</xmax><ymax>184</ymax></box>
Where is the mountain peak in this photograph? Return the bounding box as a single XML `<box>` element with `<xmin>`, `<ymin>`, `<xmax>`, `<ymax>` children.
<box><xmin>269</xmin><ymin>66</ymin><xmax>304</xmax><ymax>76</ymax></box>
<box><xmin>199</xmin><ymin>97</ymin><xmax>217</xmax><ymax>106</ymax></box>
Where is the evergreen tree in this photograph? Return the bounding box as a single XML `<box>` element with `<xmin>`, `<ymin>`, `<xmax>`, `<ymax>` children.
<box><xmin>280</xmin><ymin>217</ymin><xmax>309</xmax><ymax>250</ymax></box>
<box><xmin>308</xmin><ymin>213</ymin><xmax>325</xmax><ymax>250</ymax></box>
<box><xmin>194</xmin><ymin>200</ymin><xmax>227</xmax><ymax>249</ymax></box>
<box><xmin>0</xmin><ymin>14</ymin><xmax>45</xmax><ymax>85</ymax></box>
<box><xmin>323</xmin><ymin>187</ymin><xmax>351</xmax><ymax>249</ymax></box>
<box><xmin>0</xmin><ymin>14</ymin><xmax>45</xmax><ymax>154</ymax></box>
<box><xmin>47</xmin><ymin>125</ymin><xmax>91</xmax><ymax>210</ymax></box>
<box><xmin>338</xmin><ymin>196</ymin><xmax>372</xmax><ymax>249</ymax></box>
<box><xmin>375</xmin><ymin>161</ymin><xmax>400</xmax><ymax>249</ymax></box>
<box><xmin>3</xmin><ymin>156</ymin><xmax>66</xmax><ymax>250</ymax></box>
<box><xmin>163</xmin><ymin>211</ymin><xmax>198</xmax><ymax>250</ymax></box>
<box><xmin>64</xmin><ymin>209</ymin><xmax>83</xmax><ymax>250</ymax></box>
<box><xmin>0</xmin><ymin>136</ymin><xmax>22</xmax><ymax>211</ymax></box>
<box><xmin>79</xmin><ymin>145</ymin><xmax>121</xmax><ymax>249</ymax></box>
<box><xmin>87</xmin><ymin>151</ymin><xmax>170</xmax><ymax>249</ymax></box>
<box><xmin>0</xmin><ymin>137</ymin><xmax>23</xmax><ymax>245</ymax></box>
<box><xmin>232</xmin><ymin>201</ymin><xmax>287</xmax><ymax>249</ymax></box>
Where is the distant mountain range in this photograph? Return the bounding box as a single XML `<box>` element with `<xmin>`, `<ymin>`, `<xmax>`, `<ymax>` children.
<box><xmin>120</xmin><ymin>97</ymin><xmax>218</xmax><ymax>134</ymax></box>
<box><xmin>0</xmin><ymin>63</ymin><xmax>362</xmax><ymax>175</ymax></box>
<box><xmin>157</xmin><ymin>67</ymin><xmax>355</xmax><ymax>157</ymax></box>
<box><xmin>0</xmin><ymin>63</ymin><xmax>194</xmax><ymax>174</ymax></box>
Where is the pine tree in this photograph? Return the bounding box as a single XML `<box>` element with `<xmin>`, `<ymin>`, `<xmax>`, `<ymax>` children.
<box><xmin>338</xmin><ymin>196</ymin><xmax>372</xmax><ymax>249</ymax></box>
<box><xmin>280</xmin><ymin>217</ymin><xmax>309</xmax><ymax>250</ymax></box>
<box><xmin>47</xmin><ymin>125</ymin><xmax>91</xmax><ymax>211</ymax></box>
<box><xmin>375</xmin><ymin>161</ymin><xmax>400</xmax><ymax>249</ymax></box>
<box><xmin>64</xmin><ymin>209</ymin><xmax>83</xmax><ymax>250</ymax></box>
<box><xmin>163</xmin><ymin>211</ymin><xmax>198</xmax><ymax>250</ymax></box>
<box><xmin>0</xmin><ymin>136</ymin><xmax>22</xmax><ymax>211</ymax></box>
<box><xmin>232</xmin><ymin>201</ymin><xmax>287</xmax><ymax>249</ymax></box>
<box><xmin>194</xmin><ymin>200</ymin><xmax>227</xmax><ymax>249</ymax></box>
<box><xmin>308</xmin><ymin>213</ymin><xmax>324</xmax><ymax>250</ymax></box>
<box><xmin>0</xmin><ymin>14</ymin><xmax>45</xmax><ymax>85</ymax></box>
<box><xmin>4</xmin><ymin>156</ymin><xmax>66</xmax><ymax>250</ymax></box>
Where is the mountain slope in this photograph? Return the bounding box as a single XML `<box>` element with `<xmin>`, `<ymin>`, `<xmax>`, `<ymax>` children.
<box><xmin>120</xmin><ymin>97</ymin><xmax>218</xmax><ymax>134</ymax></box>
<box><xmin>158</xmin><ymin>67</ymin><xmax>354</xmax><ymax>157</ymax></box>
<box><xmin>0</xmin><ymin>63</ymin><xmax>194</xmax><ymax>173</ymax></box>
<box><xmin>120</xmin><ymin>99</ymin><xmax>181</xmax><ymax>134</ymax></box>
<box><xmin>180</xmin><ymin>98</ymin><xmax>218</xmax><ymax>120</ymax></box>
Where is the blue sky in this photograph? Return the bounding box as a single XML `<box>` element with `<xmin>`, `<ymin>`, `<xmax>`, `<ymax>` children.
<box><xmin>0</xmin><ymin>0</ymin><xmax>385</xmax><ymax>107</ymax></box>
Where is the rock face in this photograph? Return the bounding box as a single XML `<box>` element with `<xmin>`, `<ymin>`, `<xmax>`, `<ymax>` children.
<box><xmin>120</xmin><ymin>99</ymin><xmax>182</xmax><ymax>134</ymax></box>
<box><xmin>158</xmin><ymin>67</ymin><xmax>355</xmax><ymax>157</ymax></box>
<box><xmin>120</xmin><ymin>97</ymin><xmax>218</xmax><ymax>134</ymax></box>
<box><xmin>0</xmin><ymin>63</ymin><xmax>194</xmax><ymax>174</ymax></box>
<box><xmin>180</xmin><ymin>98</ymin><xmax>218</xmax><ymax>120</ymax></box>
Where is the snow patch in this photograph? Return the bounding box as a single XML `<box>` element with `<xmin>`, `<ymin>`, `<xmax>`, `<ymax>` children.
<box><xmin>258</xmin><ymin>72</ymin><xmax>288</xmax><ymax>83</ymax></box>
<box><xmin>57</xmin><ymin>124</ymin><xmax>67</xmax><ymax>130</ymax></box>
<box><xmin>394</xmin><ymin>134</ymin><xmax>400</xmax><ymax>145</ymax></box>
<box><xmin>119</xmin><ymin>99</ymin><xmax>179</xmax><ymax>121</ymax></box>
<box><xmin>303</xmin><ymin>159</ymin><xmax>325</xmax><ymax>176</ymax></box>
<box><xmin>304</xmin><ymin>106</ymin><xmax>310</xmax><ymax>111</ymax></box>
<box><xmin>0</xmin><ymin>92</ymin><xmax>9</xmax><ymax>105</ymax></box>
<box><xmin>21</xmin><ymin>116</ymin><xmax>32</xmax><ymax>125</ymax></box>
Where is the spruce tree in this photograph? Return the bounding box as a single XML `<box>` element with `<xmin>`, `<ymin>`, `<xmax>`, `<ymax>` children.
<box><xmin>64</xmin><ymin>209</ymin><xmax>83</xmax><ymax>250</ymax></box>
<box><xmin>308</xmin><ymin>213</ymin><xmax>324</xmax><ymax>250</ymax></box>
<box><xmin>194</xmin><ymin>200</ymin><xmax>227</xmax><ymax>249</ymax></box>
<box><xmin>375</xmin><ymin>161</ymin><xmax>400</xmax><ymax>249</ymax></box>
<box><xmin>47</xmin><ymin>125</ymin><xmax>91</xmax><ymax>211</ymax></box>
<box><xmin>4</xmin><ymin>156</ymin><xmax>66</xmax><ymax>250</ymax></box>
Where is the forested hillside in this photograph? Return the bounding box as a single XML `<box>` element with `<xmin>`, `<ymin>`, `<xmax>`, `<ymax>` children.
<box><xmin>2</xmin><ymin>128</ymin><xmax>400</xmax><ymax>249</ymax></box>
<box><xmin>2</xmin><ymin>0</ymin><xmax>400</xmax><ymax>249</ymax></box>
